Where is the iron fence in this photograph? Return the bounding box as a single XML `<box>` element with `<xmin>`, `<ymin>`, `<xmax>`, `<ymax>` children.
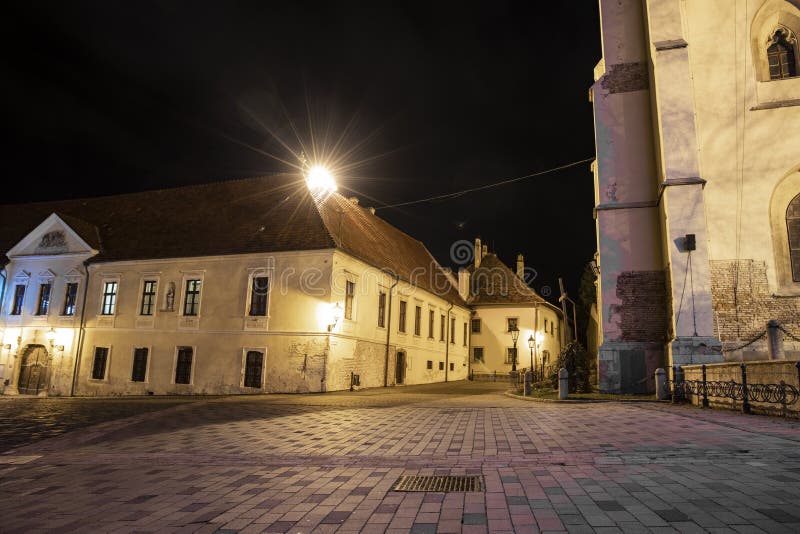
<box><xmin>666</xmin><ymin>362</ymin><xmax>800</xmax><ymax>414</ymax></box>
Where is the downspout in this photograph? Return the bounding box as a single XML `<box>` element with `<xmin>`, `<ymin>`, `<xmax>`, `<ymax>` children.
<box><xmin>383</xmin><ymin>274</ymin><xmax>399</xmax><ymax>387</ymax></box>
<box><xmin>70</xmin><ymin>260</ymin><xmax>91</xmax><ymax>397</ymax></box>
<box><xmin>445</xmin><ymin>302</ymin><xmax>453</xmax><ymax>382</ymax></box>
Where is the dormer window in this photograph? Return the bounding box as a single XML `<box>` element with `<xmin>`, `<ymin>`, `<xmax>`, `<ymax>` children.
<box><xmin>768</xmin><ymin>27</ymin><xmax>798</xmax><ymax>80</ymax></box>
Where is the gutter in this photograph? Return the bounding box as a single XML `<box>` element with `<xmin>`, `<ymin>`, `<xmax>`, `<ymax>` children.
<box><xmin>445</xmin><ymin>302</ymin><xmax>453</xmax><ymax>382</ymax></box>
<box><xmin>70</xmin><ymin>260</ymin><xmax>91</xmax><ymax>397</ymax></box>
<box><xmin>383</xmin><ymin>274</ymin><xmax>399</xmax><ymax>387</ymax></box>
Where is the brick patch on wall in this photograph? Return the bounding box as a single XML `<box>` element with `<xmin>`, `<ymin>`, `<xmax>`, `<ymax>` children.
<box><xmin>609</xmin><ymin>271</ymin><xmax>668</xmax><ymax>343</ymax></box>
<box><xmin>710</xmin><ymin>260</ymin><xmax>800</xmax><ymax>354</ymax></box>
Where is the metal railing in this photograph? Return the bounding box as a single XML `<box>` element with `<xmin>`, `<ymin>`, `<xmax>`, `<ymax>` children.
<box><xmin>667</xmin><ymin>362</ymin><xmax>800</xmax><ymax>414</ymax></box>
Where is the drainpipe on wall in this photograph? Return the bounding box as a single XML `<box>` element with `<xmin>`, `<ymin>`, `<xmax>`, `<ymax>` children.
<box><xmin>383</xmin><ymin>274</ymin><xmax>399</xmax><ymax>387</ymax></box>
<box><xmin>445</xmin><ymin>302</ymin><xmax>453</xmax><ymax>382</ymax></box>
<box><xmin>70</xmin><ymin>260</ymin><xmax>91</xmax><ymax>397</ymax></box>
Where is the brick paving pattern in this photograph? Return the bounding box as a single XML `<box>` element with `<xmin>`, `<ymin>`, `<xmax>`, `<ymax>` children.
<box><xmin>0</xmin><ymin>382</ymin><xmax>799</xmax><ymax>533</ymax></box>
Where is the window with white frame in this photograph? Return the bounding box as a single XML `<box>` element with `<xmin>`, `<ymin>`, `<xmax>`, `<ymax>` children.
<box><xmin>62</xmin><ymin>282</ymin><xmax>79</xmax><ymax>316</ymax></box>
<box><xmin>377</xmin><ymin>291</ymin><xmax>386</xmax><ymax>327</ymax></box>
<box><xmin>35</xmin><ymin>283</ymin><xmax>52</xmax><ymax>315</ymax></box>
<box><xmin>174</xmin><ymin>346</ymin><xmax>193</xmax><ymax>384</ymax></box>
<box><xmin>344</xmin><ymin>280</ymin><xmax>355</xmax><ymax>320</ymax></box>
<box><xmin>101</xmin><ymin>281</ymin><xmax>118</xmax><ymax>315</ymax></box>
<box><xmin>91</xmin><ymin>347</ymin><xmax>110</xmax><ymax>380</ymax></box>
<box><xmin>183</xmin><ymin>279</ymin><xmax>201</xmax><ymax>316</ymax></box>
<box><xmin>473</xmin><ymin>347</ymin><xmax>484</xmax><ymax>362</ymax></box>
<box><xmin>131</xmin><ymin>347</ymin><xmax>148</xmax><ymax>382</ymax></box>
<box><xmin>768</xmin><ymin>27</ymin><xmax>798</xmax><ymax>80</ymax></box>
<box><xmin>505</xmin><ymin>347</ymin><xmax>518</xmax><ymax>365</ymax></box>
<box><xmin>243</xmin><ymin>350</ymin><xmax>264</xmax><ymax>388</ymax></box>
<box><xmin>10</xmin><ymin>284</ymin><xmax>26</xmax><ymax>315</ymax></box>
<box><xmin>471</xmin><ymin>318</ymin><xmax>481</xmax><ymax>333</ymax></box>
<box><xmin>248</xmin><ymin>275</ymin><xmax>270</xmax><ymax>316</ymax></box>
<box><xmin>140</xmin><ymin>280</ymin><xmax>157</xmax><ymax>316</ymax></box>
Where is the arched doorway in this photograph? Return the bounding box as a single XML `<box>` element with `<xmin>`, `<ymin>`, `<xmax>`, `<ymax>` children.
<box><xmin>18</xmin><ymin>345</ymin><xmax>51</xmax><ymax>395</ymax></box>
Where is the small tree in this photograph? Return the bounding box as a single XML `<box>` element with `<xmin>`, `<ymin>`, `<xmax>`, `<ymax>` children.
<box><xmin>550</xmin><ymin>341</ymin><xmax>593</xmax><ymax>393</ymax></box>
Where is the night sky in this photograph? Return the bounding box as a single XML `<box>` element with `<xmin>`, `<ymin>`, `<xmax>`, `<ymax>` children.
<box><xmin>3</xmin><ymin>2</ymin><xmax>601</xmax><ymax>300</ymax></box>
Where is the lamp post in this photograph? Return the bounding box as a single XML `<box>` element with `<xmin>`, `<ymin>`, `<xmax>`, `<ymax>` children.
<box><xmin>527</xmin><ymin>334</ymin><xmax>535</xmax><ymax>379</ymax></box>
<box><xmin>509</xmin><ymin>325</ymin><xmax>519</xmax><ymax>372</ymax></box>
<box><xmin>535</xmin><ymin>331</ymin><xmax>545</xmax><ymax>379</ymax></box>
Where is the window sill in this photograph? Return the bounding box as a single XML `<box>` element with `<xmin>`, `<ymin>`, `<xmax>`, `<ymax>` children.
<box><xmin>753</xmin><ymin>78</ymin><xmax>800</xmax><ymax>110</ymax></box>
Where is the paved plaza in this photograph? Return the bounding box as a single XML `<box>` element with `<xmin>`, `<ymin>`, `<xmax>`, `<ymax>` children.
<box><xmin>1</xmin><ymin>382</ymin><xmax>799</xmax><ymax>533</ymax></box>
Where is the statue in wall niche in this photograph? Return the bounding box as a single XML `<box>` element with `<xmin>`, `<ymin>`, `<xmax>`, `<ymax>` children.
<box><xmin>165</xmin><ymin>282</ymin><xmax>175</xmax><ymax>311</ymax></box>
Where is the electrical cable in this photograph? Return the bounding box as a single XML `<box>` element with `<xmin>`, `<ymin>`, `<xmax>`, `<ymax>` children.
<box><xmin>375</xmin><ymin>157</ymin><xmax>594</xmax><ymax>210</ymax></box>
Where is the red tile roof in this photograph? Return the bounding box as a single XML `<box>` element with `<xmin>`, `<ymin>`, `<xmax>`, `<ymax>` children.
<box><xmin>468</xmin><ymin>253</ymin><xmax>546</xmax><ymax>305</ymax></box>
<box><xmin>0</xmin><ymin>174</ymin><xmax>465</xmax><ymax>304</ymax></box>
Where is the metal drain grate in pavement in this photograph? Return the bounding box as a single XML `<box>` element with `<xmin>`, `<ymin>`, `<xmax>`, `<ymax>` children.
<box><xmin>392</xmin><ymin>475</ymin><xmax>483</xmax><ymax>492</ymax></box>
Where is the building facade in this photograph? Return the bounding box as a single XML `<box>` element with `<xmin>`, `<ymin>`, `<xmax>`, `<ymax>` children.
<box><xmin>591</xmin><ymin>0</ymin><xmax>800</xmax><ymax>392</ymax></box>
<box><xmin>0</xmin><ymin>176</ymin><xmax>470</xmax><ymax>396</ymax></box>
<box><xmin>459</xmin><ymin>239</ymin><xmax>563</xmax><ymax>379</ymax></box>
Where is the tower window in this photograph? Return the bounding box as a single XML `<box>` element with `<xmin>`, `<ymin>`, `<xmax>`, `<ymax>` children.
<box><xmin>768</xmin><ymin>28</ymin><xmax>798</xmax><ymax>80</ymax></box>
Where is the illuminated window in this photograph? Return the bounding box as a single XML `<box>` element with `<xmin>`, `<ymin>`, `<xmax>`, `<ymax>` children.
<box><xmin>101</xmin><ymin>281</ymin><xmax>118</xmax><ymax>315</ymax></box>
<box><xmin>63</xmin><ymin>283</ymin><xmax>78</xmax><ymax>316</ymax></box>
<box><xmin>10</xmin><ymin>285</ymin><xmax>25</xmax><ymax>315</ymax></box>
<box><xmin>249</xmin><ymin>276</ymin><xmax>269</xmax><ymax>316</ymax></box>
<box><xmin>183</xmin><ymin>280</ymin><xmax>201</xmax><ymax>316</ymax></box>
<box><xmin>140</xmin><ymin>280</ymin><xmax>157</xmax><ymax>316</ymax></box>
<box><xmin>36</xmin><ymin>283</ymin><xmax>51</xmax><ymax>315</ymax></box>
<box><xmin>768</xmin><ymin>28</ymin><xmax>798</xmax><ymax>80</ymax></box>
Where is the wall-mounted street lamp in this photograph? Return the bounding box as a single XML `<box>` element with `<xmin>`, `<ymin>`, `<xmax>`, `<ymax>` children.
<box><xmin>45</xmin><ymin>328</ymin><xmax>64</xmax><ymax>352</ymax></box>
<box><xmin>509</xmin><ymin>325</ymin><xmax>520</xmax><ymax>372</ymax></box>
<box><xmin>328</xmin><ymin>302</ymin><xmax>344</xmax><ymax>332</ymax></box>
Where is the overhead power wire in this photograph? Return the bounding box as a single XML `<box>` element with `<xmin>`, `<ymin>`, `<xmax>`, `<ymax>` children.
<box><xmin>375</xmin><ymin>156</ymin><xmax>595</xmax><ymax>210</ymax></box>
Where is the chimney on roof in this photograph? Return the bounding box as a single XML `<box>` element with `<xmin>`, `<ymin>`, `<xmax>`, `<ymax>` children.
<box><xmin>474</xmin><ymin>237</ymin><xmax>482</xmax><ymax>269</ymax></box>
<box><xmin>348</xmin><ymin>197</ymin><xmax>359</xmax><ymax>205</ymax></box>
<box><xmin>458</xmin><ymin>268</ymin><xmax>470</xmax><ymax>301</ymax></box>
<box><xmin>516</xmin><ymin>254</ymin><xmax>525</xmax><ymax>279</ymax></box>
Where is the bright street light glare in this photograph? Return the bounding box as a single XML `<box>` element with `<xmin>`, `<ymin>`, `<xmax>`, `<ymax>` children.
<box><xmin>305</xmin><ymin>165</ymin><xmax>337</xmax><ymax>192</ymax></box>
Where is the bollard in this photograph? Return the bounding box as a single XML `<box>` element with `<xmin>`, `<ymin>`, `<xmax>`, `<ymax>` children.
<box><xmin>524</xmin><ymin>370</ymin><xmax>533</xmax><ymax>396</ymax></box>
<box><xmin>558</xmin><ymin>368</ymin><xmax>569</xmax><ymax>400</ymax></box>
<box><xmin>741</xmin><ymin>363</ymin><xmax>751</xmax><ymax>414</ymax></box>
<box><xmin>766</xmin><ymin>320</ymin><xmax>785</xmax><ymax>360</ymax></box>
<box><xmin>655</xmin><ymin>368</ymin><xmax>668</xmax><ymax>400</ymax></box>
<box><xmin>701</xmin><ymin>364</ymin><xmax>709</xmax><ymax>408</ymax></box>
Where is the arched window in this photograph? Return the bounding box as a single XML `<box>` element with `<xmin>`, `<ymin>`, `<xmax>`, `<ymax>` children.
<box><xmin>786</xmin><ymin>192</ymin><xmax>800</xmax><ymax>281</ymax></box>
<box><xmin>768</xmin><ymin>27</ymin><xmax>798</xmax><ymax>80</ymax></box>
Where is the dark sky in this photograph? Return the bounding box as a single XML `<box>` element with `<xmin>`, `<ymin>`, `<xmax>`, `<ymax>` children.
<box><xmin>3</xmin><ymin>2</ymin><xmax>601</xmax><ymax>300</ymax></box>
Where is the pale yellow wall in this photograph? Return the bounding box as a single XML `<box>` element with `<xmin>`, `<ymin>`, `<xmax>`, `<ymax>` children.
<box><xmin>683</xmin><ymin>0</ymin><xmax>800</xmax><ymax>292</ymax></box>
<box><xmin>470</xmin><ymin>304</ymin><xmax>561</xmax><ymax>375</ymax></box>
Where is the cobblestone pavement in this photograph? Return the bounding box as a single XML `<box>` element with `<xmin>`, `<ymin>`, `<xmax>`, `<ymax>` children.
<box><xmin>1</xmin><ymin>382</ymin><xmax>799</xmax><ymax>533</ymax></box>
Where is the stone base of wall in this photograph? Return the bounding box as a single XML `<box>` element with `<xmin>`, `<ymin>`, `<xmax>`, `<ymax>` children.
<box><xmin>598</xmin><ymin>341</ymin><xmax>663</xmax><ymax>394</ymax></box>
<box><xmin>682</xmin><ymin>360</ymin><xmax>800</xmax><ymax>417</ymax></box>
<box><xmin>669</xmin><ymin>336</ymin><xmax>723</xmax><ymax>366</ymax></box>
<box><xmin>710</xmin><ymin>260</ymin><xmax>800</xmax><ymax>360</ymax></box>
